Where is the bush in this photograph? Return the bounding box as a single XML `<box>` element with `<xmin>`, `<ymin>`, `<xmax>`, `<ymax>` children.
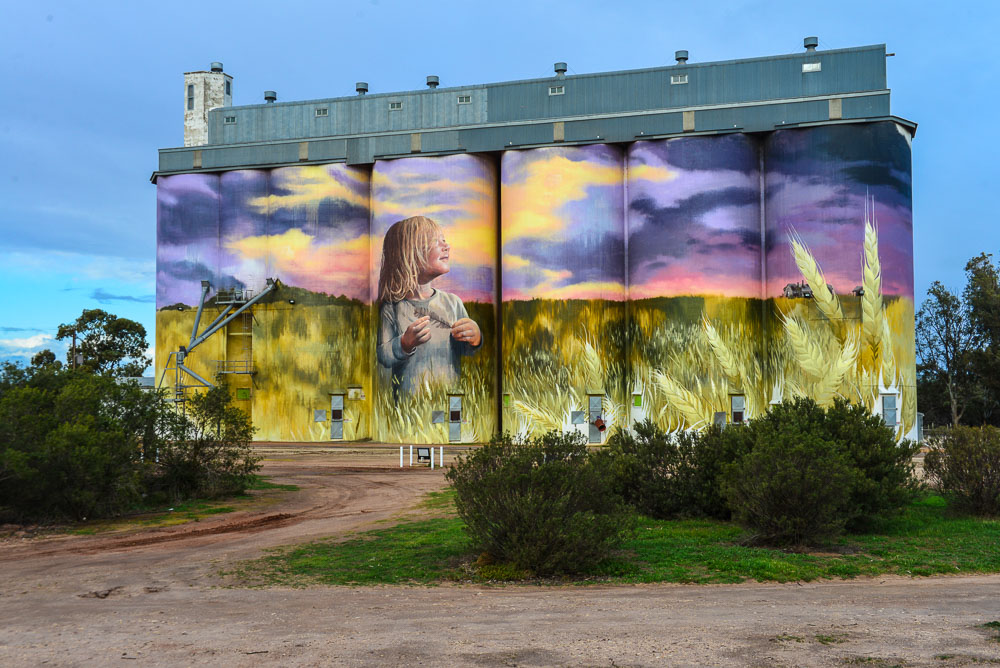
<box><xmin>0</xmin><ymin>362</ymin><xmax>260</xmax><ymax>522</ymax></box>
<box><xmin>0</xmin><ymin>371</ymin><xmax>149</xmax><ymax>520</ymax></box>
<box><xmin>446</xmin><ymin>430</ymin><xmax>634</xmax><ymax>575</ymax></box>
<box><xmin>150</xmin><ymin>384</ymin><xmax>259</xmax><ymax>502</ymax></box>
<box><xmin>924</xmin><ymin>426</ymin><xmax>1000</xmax><ymax>516</ymax></box>
<box><xmin>598</xmin><ymin>420</ymin><xmax>750</xmax><ymax>519</ymax></box>
<box><xmin>824</xmin><ymin>399</ymin><xmax>921</xmax><ymax>530</ymax></box>
<box><xmin>721</xmin><ymin>398</ymin><xmax>860</xmax><ymax>545</ymax></box>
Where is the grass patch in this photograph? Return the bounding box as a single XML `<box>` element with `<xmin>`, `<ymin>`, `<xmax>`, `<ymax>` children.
<box><xmin>247</xmin><ymin>475</ymin><xmax>300</xmax><ymax>492</ymax></box>
<box><xmin>816</xmin><ymin>633</ymin><xmax>849</xmax><ymax>645</ymax></box>
<box><xmin>230</xmin><ymin>493</ymin><xmax>1000</xmax><ymax>587</ymax></box>
<box><xmin>67</xmin><ymin>476</ymin><xmax>299</xmax><ymax>536</ymax></box>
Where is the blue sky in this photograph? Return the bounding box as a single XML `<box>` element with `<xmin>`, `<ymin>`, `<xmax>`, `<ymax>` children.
<box><xmin>0</xmin><ymin>0</ymin><xmax>994</xmax><ymax>369</ymax></box>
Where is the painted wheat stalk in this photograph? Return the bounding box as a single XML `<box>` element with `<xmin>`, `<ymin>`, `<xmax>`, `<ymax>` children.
<box><xmin>702</xmin><ymin>317</ymin><xmax>742</xmax><ymax>383</ymax></box>
<box><xmin>861</xmin><ymin>213</ymin><xmax>885</xmax><ymax>367</ymax></box>
<box><xmin>653</xmin><ymin>370</ymin><xmax>706</xmax><ymax>428</ymax></box>
<box><xmin>791</xmin><ymin>235</ymin><xmax>844</xmax><ymax>322</ymax></box>
<box><xmin>814</xmin><ymin>332</ymin><xmax>860</xmax><ymax>405</ymax></box>
<box><xmin>511</xmin><ymin>398</ymin><xmax>562</xmax><ymax>432</ymax></box>
<box><xmin>782</xmin><ymin>314</ymin><xmax>827</xmax><ymax>379</ymax></box>
<box><xmin>880</xmin><ymin>317</ymin><xmax>897</xmax><ymax>388</ymax></box>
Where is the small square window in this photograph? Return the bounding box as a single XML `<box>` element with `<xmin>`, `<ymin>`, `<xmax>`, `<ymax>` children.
<box><xmin>457</xmin><ymin>95</ymin><xmax>472</xmax><ymax>104</ymax></box>
<box><xmin>389</xmin><ymin>101</ymin><xmax>402</xmax><ymax>110</ymax></box>
<box><xmin>331</xmin><ymin>409</ymin><xmax>343</xmax><ymax>421</ymax></box>
<box><xmin>450</xmin><ymin>410</ymin><xmax>461</xmax><ymax>422</ymax></box>
<box><xmin>235</xmin><ymin>387</ymin><xmax>250</xmax><ymax>400</ymax></box>
<box><xmin>882</xmin><ymin>395</ymin><xmax>898</xmax><ymax>427</ymax></box>
<box><xmin>548</xmin><ymin>85</ymin><xmax>564</xmax><ymax>96</ymax></box>
<box><xmin>670</xmin><ymin>74</ymin><xmax>688</xmax><ymax>85</ymax></box>
<box><xmin>315</xmin><ymin>108</ymin><xmax>328</xmax><ymax>117</ymax></box>
<box><xmin>802</xmin><ymin>62</ymin><xmax>822</xmax><ymax>73</ymax></box>
<box><xmin>224</xmin><ymin>116</ymin><xmax>237</xmax><ymax>124</ymax></box>
<box><xmin>633</xmin><ymin>395</ymin><xmax>642</xmax><ymax>407</ymax></box>
<box><xmin>731</xmin><ymin>395</ymin><xmax>746</xmax><ymax>424</ymax></box>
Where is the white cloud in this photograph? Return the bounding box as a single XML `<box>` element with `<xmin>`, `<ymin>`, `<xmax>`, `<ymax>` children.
<box><xmin>0</xmin><ymin>249</ymin><xmax>154</xmax><ymax>284</ymax></box>
<box><xmin>0</xmin><ymin>333</ymin><xmax>52</xmax><ymax>350</ymax></box>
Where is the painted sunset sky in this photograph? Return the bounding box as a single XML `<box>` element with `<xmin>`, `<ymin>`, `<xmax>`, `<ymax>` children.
<box><xmin>501</xmin><ymin>144</ymin><xmax>629</xmax><ymax>301</ymax></box>
<box><xmin>627</xmin><ymin>135</ymin><xmax>761</xmax><ymax>299</ymax></box>
<box><xmin>371</xmin><ymin>154</ymin><xmax>497</xmax><ymax>304</ymax></box>
<box><xmin>765</xmin><ymin>122</ymin><xmax>914</xmax><ymax>299</ymax></box>
<box><xmin>156</xmin><ymin>165</ymin><xmax>370</xmax><ymax>308</ymax></box>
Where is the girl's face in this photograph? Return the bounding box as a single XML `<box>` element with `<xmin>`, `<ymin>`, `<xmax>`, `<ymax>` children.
<box><xmin>418</xmin><ymin>233</ymin><xmax>450</xmax><ymax>283</ymax></box>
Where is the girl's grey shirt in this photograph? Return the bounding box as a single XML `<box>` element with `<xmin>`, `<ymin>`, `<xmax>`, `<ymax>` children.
<box><xmin>377</xmin><ymin>289</ymin><xmax>480</xmax><ymax>395</ymax></box>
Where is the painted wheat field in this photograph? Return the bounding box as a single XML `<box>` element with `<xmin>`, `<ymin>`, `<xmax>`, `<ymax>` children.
<box><xmin>156</xmin><ymin>298</ymin><xmax>373</xmax><ymax>442</ymax></box>
<box><xmin>374</xmin><ymin>301</ymin><xmax>497</xmax><ymax>444</ymax></box>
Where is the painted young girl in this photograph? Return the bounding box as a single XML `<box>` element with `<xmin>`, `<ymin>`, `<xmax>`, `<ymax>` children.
<box><xmin>376</xmin><ymin>216</ymin><xmax>481</xmax><ymax>396</ymax></box>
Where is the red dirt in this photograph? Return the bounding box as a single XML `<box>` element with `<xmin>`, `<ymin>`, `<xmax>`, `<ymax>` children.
<box><xmin>1</xmin><ymin>445</ymin><xmax>998</xmax><ymax>667</ymax></box>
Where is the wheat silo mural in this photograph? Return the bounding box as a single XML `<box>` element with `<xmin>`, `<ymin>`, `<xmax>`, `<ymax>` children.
<box><xmin>245</xmin><ymin>164</ymin><xmax>372</xmax><ymax>441</ymax></box>
<box><xmin>154</xmin><ymin>173</ymin><xmax>222</xmax><ymax>401</ymax></box>
<box><xmin>370</xmin><ymin>154</ymin><xmax>498</xmax><ymax>444</ymax></box>
<box><xmin>627</xmin><ymin>135</ymin><xmax>764</xmax><ymax>430</ymax></box>
<box><xmin>500</xmin><ymin>145</ymin><xmax>627</xmax><ymax>442</ymax></box>
<box><xmin>764</xmin><ymin>122</ymin><xmax>916</xmax><ymax>438</ymax></box>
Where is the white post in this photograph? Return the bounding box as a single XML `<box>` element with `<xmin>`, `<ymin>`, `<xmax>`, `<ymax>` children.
<box><xmin>400</xmin><ymin>446</ymin><xmax>403</xmax><ymax>468</ymax></box>
<box><xmin>439</xmin><ymin>446</ymin><xmax>443</xmax><ymax>467</ymax></box>
<box><xmin>430</xmin><ymin>447</ymin><xmax>434</xmax><ymax>470</ymax></box>
<box><xmin>409</xmin><ymin>445</ymin><xmax>413</xmax><ymax>467</ymax></box>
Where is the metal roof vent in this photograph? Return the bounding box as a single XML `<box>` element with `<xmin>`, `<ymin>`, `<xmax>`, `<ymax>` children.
<box><xmin>554</xmin><ymin>62</ymin><xmax>567</xmax><ymax>78</ymax></box>
<box><xmin>426</xmin><ymin>75</ymin><xmax>439</xmax><ymax>89</ymax></box>
<box><xmin>356</xmin><ymin>81</ymin><xmax>368</xmax><ymax>95</ymax></box>
<box><xmin>804</xmin><ymin>36</ymin><xmax>819</xmax><ymax>52</ymax></box>
<box><xmin>264</xmin><ymin>90</ymin><xmax>277</xmax><ymax>103</ymax></box>
<box><xmin>210</xmin><ymin>62</ymin><xmax>224</xmax><ymax>73</ymax></box>
<box><xmin>675</xmin><ymin>50</ymin><xmax>689</xmax><ymax>64</ymax></box>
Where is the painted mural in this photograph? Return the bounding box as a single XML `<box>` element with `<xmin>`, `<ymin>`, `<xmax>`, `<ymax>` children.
<box><xmin>627</xmin><ymin>134</ymin><xmax>765</xmax><ymax>430</ymax></box>
<box><xmin>371</xmin><ymin>154</ymin><xmax>498</xmax><ymax>443</ymax></box>
<box><xmin>155</xmin><ymin>165</ymin><xmax>372</xmax><ymax>441</ymax></box>
<box><xmin>155</xmin><ymin>121</ymin><xmax>915</xmax><ymax>443</ymax></box>
<box><xmin>500</xmin><ymin>145</ymin><xmax>627</xmax><ymax>441</ymax></box>
<box><xmin>764</xmin><ymin>122</ymin><xmax>916</xmax><ymax>438</ymax></box>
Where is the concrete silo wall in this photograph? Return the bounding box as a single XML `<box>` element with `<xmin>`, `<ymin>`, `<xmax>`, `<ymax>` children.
<box><xmin>500</xmin><ymin>145</ymin><xmax>627</xmax><ymax>442</ymax></box>
<box><xmin>371</xmin><ymin>154</ymin><xmax>498</xmax><ymax>444</ymax></box>
<box><xmin>153</xmin><ymin>121</ymin><xmax>915</xmax><ymax>442</ymax></box>
<box><xmin>764</xmin><ymin>121</ymin><xmax>916</xmax><ymax>438</ymax></box>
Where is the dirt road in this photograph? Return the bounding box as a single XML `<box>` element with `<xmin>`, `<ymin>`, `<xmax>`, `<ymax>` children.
<box><xmin>1</xmin><ymin>446</ymin><xmax>999</xmax><ymax>667</ymax></box>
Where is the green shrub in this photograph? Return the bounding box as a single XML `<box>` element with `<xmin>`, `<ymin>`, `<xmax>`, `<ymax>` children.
<box><xmin>825</xmin><ymin>399</ymin><xmax>921</xmax><ymax>530</ymax></box>
<box><xmin>721</xmin><ymin>398</ymin><xmax>860</xmax><ymax>545</ymax></box>
<box><xmin>150</xmin><ymin>384</ymin><xmax>259</xmax><ymax>502</ymax></box>
<box><xmin>0</xmin><ymin>372</ymin><xmax>148</xmax><ymax>520</ymax></box>
<box><xmin>0</xmin><ymin>363</ymin><xmax>259</xmax><ymax>522</ymax></box>
<box><xmin>446</xmin><ymin>430</ymin><xmax>634</xmax><ymax>575</ymax></box>
<box><xmin>924</xmin><ymin>426</ymin><xmax>1000</xmax><ymax>516</ymax></box>
<box><xmin>598</xmin><ymin>420</ymin><xmax>749</xmax><ymax>519</ymax></box>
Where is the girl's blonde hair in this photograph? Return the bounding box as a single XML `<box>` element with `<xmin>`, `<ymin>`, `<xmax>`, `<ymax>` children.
<box><xmin>377</xmin><ymin>216</ymin><xmax>442</xmax><ymax>303</ymax></box>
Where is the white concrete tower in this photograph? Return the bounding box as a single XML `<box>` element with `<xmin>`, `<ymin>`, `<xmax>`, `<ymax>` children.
<box><xmin>183</xmin><ymin>62</ymin><xmax>233</xmax><ymax>147</ymax></box>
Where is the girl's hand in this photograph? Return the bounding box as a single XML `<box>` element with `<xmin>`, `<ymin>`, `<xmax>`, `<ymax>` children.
<box><xmin>401</xmin><ymin>316</ymin><xmax>431</xmax><ymax>353</ymax></box>
<box><xmin>451</xmin><ymin>318</ymin><xmax>481</xmax><ymax>347</ymax></box>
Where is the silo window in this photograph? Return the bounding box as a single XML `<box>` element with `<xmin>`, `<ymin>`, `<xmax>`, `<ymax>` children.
<box><xmin>548</xmin><ymin>85</ymin><xmax>565</xmax><ymax>96</ymax></box>
<box><xmin>315</xmin><ymin>108</ymin><xmax>328</xmax><ymax>117</ymax></box>
<box><xmin>802</xmin><ymin>62</ymin><xmax>822</xmax><ymax>73</ymax></box>
<box><xmin>389</xmin><ymin>101</ymin><xmax>403</xmax><ymax>110</ymax></box>
<box><xmin>457</xmin><ymin>95</ymin><xmax>472</xmax><ymax>104</ymax></box>
<box><xmin>882</xmin><ymin>394</ymin><xmax>898</xmax><ymax>427</ymax></box>
<box><xmin>730</xmin><ymin>395</ymin><xmax>745</xmax><ymax>424</ymax></box>
<box><xmin>187</xmin><ymin>84</ymin><xmax>194</xmax><ymax>110</ymax></box>
<box><xmin>670</xmin><ymin>74</ymin><xmax>688</xmax><ymax>85</ymax></box>
<box><xmin>225</xmin><ymin>80</ymin><xmax>231</xmax><ymax>96</ymax></box>
<box><xmin>224</xmin><ymin>116</ymin><xmax>237</xmax><ymax>124</ymax></box>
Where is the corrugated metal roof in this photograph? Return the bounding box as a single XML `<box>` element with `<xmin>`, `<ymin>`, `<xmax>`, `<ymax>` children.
<box><xmin>155</xmin><ymin>44</ymin><xmax>913</xmax><ymax>180</ymax></box>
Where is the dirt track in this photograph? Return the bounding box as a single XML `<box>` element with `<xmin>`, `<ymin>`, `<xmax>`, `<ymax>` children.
<box><xmin>2</xmin><ymin>446</ymin><xmax>999</xmax><ymax>667</ymax></box>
